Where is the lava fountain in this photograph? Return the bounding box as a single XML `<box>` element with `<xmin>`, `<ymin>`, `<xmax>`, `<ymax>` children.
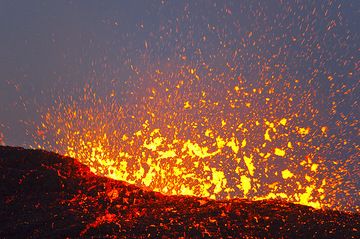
<box><xmin>33</xmin><ymin>1</ymin><xmax>358</xmax><ymax>213</ymax></box>
<box><xmin>35</xmin><ymin>61</ymin><xmax>350</xmax><ymax>211</ymax></box>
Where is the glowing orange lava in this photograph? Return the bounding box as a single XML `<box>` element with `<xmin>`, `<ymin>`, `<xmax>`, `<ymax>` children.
<box><xmin>35</xmin><ymin>62</ymin><xmax>350</xmax><ymax>211</ymax></box>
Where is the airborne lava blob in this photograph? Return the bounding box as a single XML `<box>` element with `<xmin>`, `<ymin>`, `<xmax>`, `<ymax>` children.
<box><xmin>34</xmin><ymin>1</ymin><xmax>358</xmax><ymax>212</ymax></box>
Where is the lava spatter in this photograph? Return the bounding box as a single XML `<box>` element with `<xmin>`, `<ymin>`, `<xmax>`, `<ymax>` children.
<box><xmin>33</xmin><ymin>1</ymin><xmax>358</xmax><ymax>213</ymax></box>
<box><xmin>36</xmin><ymin>64</ymin><xmax>341</xmax><ymax>211</ymax></box>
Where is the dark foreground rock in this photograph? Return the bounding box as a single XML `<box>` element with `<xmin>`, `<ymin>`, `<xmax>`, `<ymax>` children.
<box><xmin>0</xmin><ymin>146</ymin><xmax>359</xmax><ymax>238</ymax></box>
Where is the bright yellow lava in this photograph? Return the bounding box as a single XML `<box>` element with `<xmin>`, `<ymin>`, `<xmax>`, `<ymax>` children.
<box><xmin>36</xmin><ymin>65</ymin><xmax>340</xmax><ymax>210</ymax></box>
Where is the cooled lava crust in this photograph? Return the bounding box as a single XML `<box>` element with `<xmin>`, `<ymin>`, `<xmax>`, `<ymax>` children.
<box><xmin>0</xmin><ymin>146</ymin><xmax>359</xmax><ymax>238</ymax></box>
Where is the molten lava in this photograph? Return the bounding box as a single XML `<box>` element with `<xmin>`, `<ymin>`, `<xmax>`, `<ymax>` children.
<box><xmin>34</xmin><ymin>62</ymin><xmax>353</xmax><ymax>212</ymax></box>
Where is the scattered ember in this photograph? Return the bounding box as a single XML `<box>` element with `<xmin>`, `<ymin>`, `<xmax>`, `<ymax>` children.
<box><xmin>32</xmin><ymin>1</ymin><xmax>358</xmax><ymax>212</ymax></box>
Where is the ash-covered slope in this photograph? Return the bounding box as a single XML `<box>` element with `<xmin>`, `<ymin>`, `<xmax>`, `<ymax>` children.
<box><xmin>0</xmin><ymin>146</ymin><xmax>358</xmax><ymax>238</ymax></box>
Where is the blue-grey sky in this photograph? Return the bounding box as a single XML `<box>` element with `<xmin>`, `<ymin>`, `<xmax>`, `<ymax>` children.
<box><xmin>0</xmin><ymin>0</ymin><xmax>358</xmax><ymax>146</ymax></box>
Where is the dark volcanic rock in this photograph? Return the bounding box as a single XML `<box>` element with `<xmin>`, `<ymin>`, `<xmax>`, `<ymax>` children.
<box><xmin>0</xmin><ymin>146</ymin><xmax>359</xmax><ymax>238</ymax></box>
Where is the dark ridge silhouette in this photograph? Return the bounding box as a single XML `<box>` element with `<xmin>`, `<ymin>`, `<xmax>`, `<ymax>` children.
<box><xmin>0</xmin><ymin>146</ymin><xmax>359</xmax><ymax>238</ymax></box>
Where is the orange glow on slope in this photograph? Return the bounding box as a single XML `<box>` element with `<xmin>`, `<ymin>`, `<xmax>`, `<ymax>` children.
<box><xmin>0</xmin><ymin>131</ymin><xmax>4</xmax><ymax>146</ymax></box>
<box><xmin>34</xmin><ymin>62</ymin><xmax>353</xmax><ymax>211</ymax></box>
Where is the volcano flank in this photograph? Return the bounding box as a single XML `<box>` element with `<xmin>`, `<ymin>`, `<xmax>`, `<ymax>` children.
<box><xmin>0</xmin><ymin>146</ymin><xmax>358</xmax><ymax>238</ymax></box>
